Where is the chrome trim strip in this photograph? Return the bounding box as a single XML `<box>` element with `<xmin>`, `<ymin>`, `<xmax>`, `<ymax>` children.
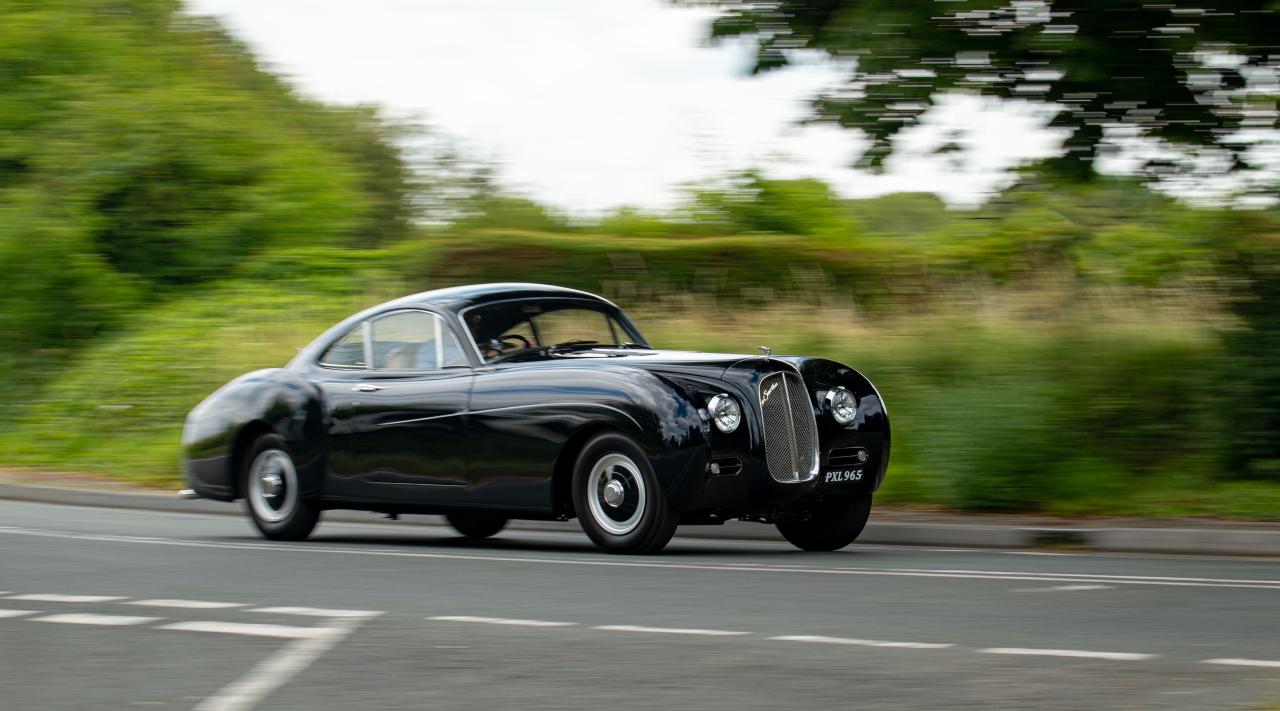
<box><xmin>780</xmin><ymin>372</ymin><xmax>799</xmax><ymax>473</ymax></box>
<box><xmin>434</xmin><ymin>314</ymin><xmax>445</xmax><ymax>368</ymax></box>
<box><xmin>360</xmin><ymin>320</ymin><xmax>372</xmax><ymax>370</ymax></box>
<box><xmin>376</xmin><ymin>402</ymin><xmax>642</xmax><ymax>430</ymax></box>
<box><xmin>364</xmin><ymin>479</ymin><xmax>466</xmax><ymax>487</ymax></box>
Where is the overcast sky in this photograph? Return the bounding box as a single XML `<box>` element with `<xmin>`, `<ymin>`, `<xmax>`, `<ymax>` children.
<box><xmin>186</xmin><ymin>0</ymin><xmax>1069</xmax><ymax>213</ymax></box>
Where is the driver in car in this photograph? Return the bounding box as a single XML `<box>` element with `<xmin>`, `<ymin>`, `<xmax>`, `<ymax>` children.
<box><xmin>468</xmin><ymin>312</ymin><xmax>531</xmax><ymax>360</ymax></box>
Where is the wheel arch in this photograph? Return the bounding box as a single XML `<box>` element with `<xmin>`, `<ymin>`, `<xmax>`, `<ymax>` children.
<box><xmin>550</xmin><ymin>423</ymin><xmax>617</xmax><ymax>518</ymax></box>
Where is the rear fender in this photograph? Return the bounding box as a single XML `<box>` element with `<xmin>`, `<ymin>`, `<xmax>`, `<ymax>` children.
<box><xmin>181</xmin><ymin>369</ymin><xmax>326</xmax><ymax>501</ymax></box>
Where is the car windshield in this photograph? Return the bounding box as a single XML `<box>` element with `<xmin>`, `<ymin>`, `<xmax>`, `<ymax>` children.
<box><xmin>464</xmin><ymin>299</ymin><xmax>644</xmax><ymax>363</ymax></box>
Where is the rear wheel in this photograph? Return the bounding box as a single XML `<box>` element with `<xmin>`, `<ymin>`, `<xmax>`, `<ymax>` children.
<box><xmin>776</xmin><ymin>494</ymin><xmax>873</xmax><ymax>552</ymax></box>
<box><xmin>446</xmin><ymin>514</ymin><xmax>508</xmax><ymax>539</ymax></box>
<box><xmin>572</xmin><ymin>433</ymin><xmax>678</xmax><ymax>555</ymax></box>
<box><xmin>241</xmin><ymin>433</ymin><xmax>320</xmax><ymax>541</ymax></box>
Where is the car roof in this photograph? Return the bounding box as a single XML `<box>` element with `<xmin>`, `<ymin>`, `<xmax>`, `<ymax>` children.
<box><xmin>391</xmin><ymin>282</ymin><xmax>616</xmax><ymax>314</ymax></box>
<box><xmin>288</xmin><ymin>283</ymin><xmax>634</xmax><ymax>370</ymax></box>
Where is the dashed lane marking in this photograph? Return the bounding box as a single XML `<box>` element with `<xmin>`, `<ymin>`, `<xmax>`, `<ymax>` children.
<box><xmin>7</xmin><ymin>593</ymin><xmax>127</xmax><ymax>603</ymax></box>
<box><xmin>429</xmin><ymin>615</ymin><xmax>577</xmax><ymax>627</ymax></box>
<box><xmin>770</xmin><ymin>634</ymin><xmax>953</xmax><ymax>650</ymax></box>
<box><xmin>251</xmin><ymin>606</ymin><xmax>382</xmax><ymax>619</ymax></box>
<box><xmin>594</xmin><ymin>625</ymin><xmax>750</xmax><ymax>637</ymax></box>
<box><xmin>0</xmin><ymin>609</ymin><xmax>40</xmax><ymax>619</ymax></box>
<box><xmin>157</xmin><ymin>621</ymin><xmax>339</xmax><ymax>640</ymax></box>
<box><xmin>127</xmin><ymin>599</ymin><xmax>247</xmax><ymax>610</ymax></box>
<box><xmin>1012</xmin><ymin>584</ymin><xmax>1114</xmax><ymax>592</ymax></box>
<box><xmin>1202</xmin><ymin>658</ymin><xmax>1280</xmax><ymax>669</ymax></box>
<box><xmin>979</xmin><ymin>647</ymin><xmax>1158</xmax><ymax>661</ymax></box>
<box><xmin>35</xmin><ymin>613</ymin><xmax>160</xmax><ymax>626</ymax></box>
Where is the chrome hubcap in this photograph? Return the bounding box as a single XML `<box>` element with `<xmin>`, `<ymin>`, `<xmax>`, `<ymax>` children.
<box><xmin>602</xmin><ymin>479</ymin><xmax>625</xmax><ymax>508</ymax></box>
<box><xmin>260</xmin><ymin>470</ymin><xmax>283</xmax><ymax>499</ymax></box>
<box><xmin>586</xmin><ymin>452</ymin><xmax>646</xmax><ymax>536</ymax></box>
<box><xmin>248</xmin><ymin>449</ymin><xmax>297</xmax><ymax>524</ymax></box>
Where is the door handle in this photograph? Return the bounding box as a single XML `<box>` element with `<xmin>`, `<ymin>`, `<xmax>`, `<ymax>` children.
<box><xmin>351</xmin><ymin>384</ymin><xmax>384</xmax><ymax>392</ymax></box>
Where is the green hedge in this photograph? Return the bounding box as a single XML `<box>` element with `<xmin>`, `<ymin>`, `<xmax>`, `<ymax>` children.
<box><xmin>5</xmin><ymin>241</ymin><xmax>1275</xmax><ymax>519</ymax></box>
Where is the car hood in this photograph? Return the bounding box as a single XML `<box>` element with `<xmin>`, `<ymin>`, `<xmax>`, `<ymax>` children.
<box><xmin>556</xmin><ymin>348</ymin><xmax>771</xmax><ymax>380</ymax></box>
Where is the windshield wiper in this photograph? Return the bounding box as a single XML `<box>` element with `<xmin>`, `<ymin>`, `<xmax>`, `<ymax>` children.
<box><xmin>547</xmin><ymin>340</ymin><xmax>602</xmax><ymax>354</ymax></box>
<box><xmin>485</xmin><ymin>346</ymin><xmax>545</xmax><ymax>364</ymax></box>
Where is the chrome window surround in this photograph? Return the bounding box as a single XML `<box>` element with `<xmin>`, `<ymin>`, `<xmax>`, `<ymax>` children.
<box><xmin>458</xmin><ymin>296</ymin><xmax>649</xmax><ymax>366</ymax></box>
<box><xmin>316</xmin><ymin>308</ymin><xmax>468</xmax><ymax>373</ymax></box>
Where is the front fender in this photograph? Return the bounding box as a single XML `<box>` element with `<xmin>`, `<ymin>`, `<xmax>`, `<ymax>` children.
<box><xmin>556</xmin><ymin>367</ymin><xmax>712</xmax><ymax>508</ymax></box>
<box><xmin>181</xmin><ymin>368</ymin><xmax>325</xmax><ymax>501</ymax></box>
<box><xmin>780</xmin><ymin>356</ymin><xmax>891</xmax><ymax>491</ymax></box>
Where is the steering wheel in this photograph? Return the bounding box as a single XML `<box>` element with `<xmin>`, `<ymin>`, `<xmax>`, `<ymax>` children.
<box><xmin>482</xmin><ymin>333</ymin><xmax>533</xmax><ymax>360</ymax></box>
<box><xmin>499</xmin><ymin>333</ymin><xmax>532</xmax><ymax>349</ymax></box>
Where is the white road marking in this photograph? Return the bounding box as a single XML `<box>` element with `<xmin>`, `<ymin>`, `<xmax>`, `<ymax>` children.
<box><xmin>429</xmin><ymin>615</ymin><xmax>577</xmax><ymax>627</ymax></box>
<box><xmin>7</xmin><ymin>593</ymin><xmax>127</xmax><ymax>603</ymax></box>
<box><xmin>770</xmin><ymin>634</ymin><xmax>953</xmax><ymax>650</ymax></box>
<box><xmin>158</xmin><ymin>621</ymin><xmax>337</xmax><ymax>640</ymax></box>
<box><xmin>0</xmin><ymin>608</ymin><xmax>40</xmax><ymax>618</ymax></box>
<box><xmin>890</xmin><ymin>567</ymin><xmax>1280</xmax><ymax>586</ymax></box>
<box><xmin>251</xmin><ymin>606</ymin><xmax>382</xmax><ymax>619</ymax></box>
<box><xmin>1012</xmin><ymin>584</ymin><xmax>1114</xmax><ymax>592</ymax></box>
<box><xmin>194</xmin><ymin>618</ymin><xmax>366</xmax><ymax>711</ymax></box>
<box><xmin>127</xmin><ymin>599</ymin><xmax>247</xmax><ymax>610</ymax></box>
<box><xmin>979</xmin><ymin>647</ymin><xmax>1157</xmax><ymax>661</ymax></box>
<box><xmin>1202</xmin><ymin>658</ymin><xmax>1280</xmax><ymax>669</ymax></box>
<box><xmin>3</xmin><ymin>525</ymin><xmax>1280</xmax><ymax>591</ymax></box>
<box><xmin>594</xmin><ymin>625</ymin><xmax>750</xmax><ymax>637</ymax></box>
<box><xmin>35</xmin><ymin>613</ymin><xmax>160</xmax><ymax>626</ymax></box>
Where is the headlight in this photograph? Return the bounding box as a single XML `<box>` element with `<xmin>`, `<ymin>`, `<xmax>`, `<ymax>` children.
<box><xmin>706</xmin><ymin>394</ymin><xmax>741</xmax><ymax>434</ymax></box>
<box><xmin>826</xmin><ymin>386</ymin><xmax>858</xmax><ymax>425</ymax></box>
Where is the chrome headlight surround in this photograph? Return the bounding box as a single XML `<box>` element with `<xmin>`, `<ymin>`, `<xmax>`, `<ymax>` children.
<box><xmin>825</xmin><ymin>386</ymin><xmax>858</xmax><ymax>425</ymax></box>
<box><xmin>706</xmin><ymin>393</ymin><xmax>741</xmax><ymax>434</ymax></box>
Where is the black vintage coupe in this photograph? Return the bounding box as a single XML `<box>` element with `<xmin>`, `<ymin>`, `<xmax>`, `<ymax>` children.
<box><xmin>183</xmin><ymin>283</ymin><xmax>890</xmax><ymax>554</ymax></box>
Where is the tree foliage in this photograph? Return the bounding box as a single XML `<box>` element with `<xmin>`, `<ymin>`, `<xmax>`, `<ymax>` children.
<box><xmin>699</xmin><ymin>1</ymin><xmax>1279</xmax><ymax>181</ymax></box>
<box><xmin>0</xmin><ymin>0</ymin><xmax>416</xmax><ymax>353</ymax></box>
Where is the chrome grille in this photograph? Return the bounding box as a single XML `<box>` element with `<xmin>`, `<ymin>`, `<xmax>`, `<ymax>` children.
<box><xmin>758</xmin><ymin>371</ymin><xmax>819</xmax><ymax>482</ymax></box>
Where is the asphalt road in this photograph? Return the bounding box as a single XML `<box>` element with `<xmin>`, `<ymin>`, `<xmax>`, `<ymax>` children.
<box><xmin>2</xmin><ymin>500</ymin><xmax>1279</xmax><ymax>710</ymax></box>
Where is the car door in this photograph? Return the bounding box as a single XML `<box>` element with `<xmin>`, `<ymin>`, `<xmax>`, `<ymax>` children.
<box><xmin>340</xmin><ymin>309</ymin><xmax>474</xmax><ymax>502</ymax></box>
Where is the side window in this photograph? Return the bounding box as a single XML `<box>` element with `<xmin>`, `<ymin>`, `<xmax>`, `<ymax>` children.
<box><xmin>441</xmin><ymin>326</ymin><xmax>470</xmax><ymax>368</ymax></box>
<box><xmin>319</xmin><ymin>325</ymin><xmax>367</xmax><ymax>368</ymax></box>
<box><xmin>370</xmin><ymin>311</ymin><xmax>472</xmax><ymax>370</ymax></box>
<box><xmin>372</xmin><ymin>311</ymin><xmax>437</xmax><ymax>370</ymax></box>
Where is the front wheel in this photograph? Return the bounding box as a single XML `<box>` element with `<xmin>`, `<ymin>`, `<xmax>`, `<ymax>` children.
<box><xmin>776</xmin><ymin>494</ymin><xmax>873</xmax><ymax>552</ymax></box>
<box><xmin>572</xmin><ymin>433</ymin><xmax>678</xmax><ymax>555</ymax></box>
<box><xmin>241</xmin><ymin>433</ymin><xmax>320</xmax><ymax>541</ymax></box>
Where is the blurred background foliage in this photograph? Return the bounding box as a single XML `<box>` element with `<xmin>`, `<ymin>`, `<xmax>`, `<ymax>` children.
<box><xmin>1</xmin><ymin>0</ymin><xmax>1279</xmax><ymax>519</ymax></box>
<box><xmin>700</xmin><ymin>0</ymin><xmax>1280</xmax><ymax>187</ymax></box>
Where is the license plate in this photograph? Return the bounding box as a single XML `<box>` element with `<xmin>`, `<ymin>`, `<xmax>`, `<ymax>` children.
<box><xmin>822</xmin><ymin>469</ymin><xmax>865</xmax><ymax>484</ymax></box>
